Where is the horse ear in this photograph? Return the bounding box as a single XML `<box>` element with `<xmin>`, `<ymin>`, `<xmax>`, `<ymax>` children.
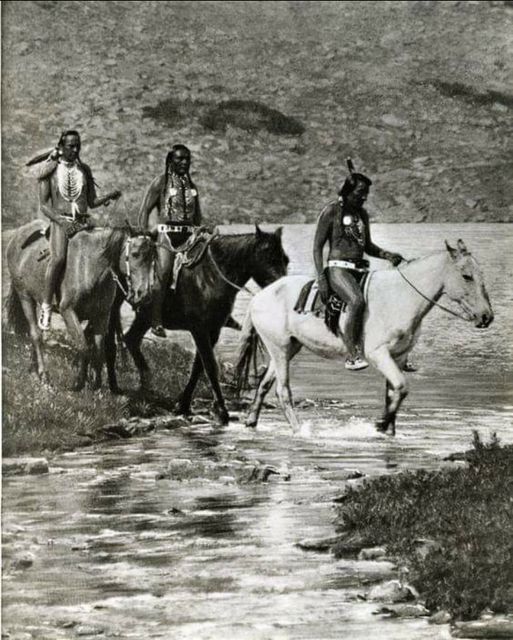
<box><xmin>347</xmin><ymin>158</ymin><xmax>356</xmax><ymax>174</ymax></box>
<box><xmin>255</xmin><ymin>223</ymin><xmax>263</xmax><ymax>238</ymax></box>
<box><xmin>457</xmin><ymin>239</ymin><xmax>469</xmax><ymax>255</ymax></box>
<box><xmin>125</xmin><ymin>218</ymin><xmax>135</xmax><ymax>236</ymax></box>
<box><xmin>275</xmin><ymin>226</ymin><xmax>283</xmax><ymax>238</ymax></box>
<box><xmin>445</xmin><ymin>240</ymin><xmax>458</xmax><ymax>259</ymax></box>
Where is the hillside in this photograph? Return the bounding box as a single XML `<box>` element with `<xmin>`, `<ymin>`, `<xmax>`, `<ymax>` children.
<box><xmin>2</xmin><ymin>0</ymin><xmax>512</xmax><ymax>227</ymax></box>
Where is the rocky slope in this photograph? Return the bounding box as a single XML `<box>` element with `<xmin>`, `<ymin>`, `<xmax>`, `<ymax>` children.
<box><xmin>2</xmin><ymin>0</ymin><xmax>512</xmax><ymax>227</ymax></box>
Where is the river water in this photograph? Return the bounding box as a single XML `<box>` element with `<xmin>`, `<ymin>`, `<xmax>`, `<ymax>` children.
<box><xmin>3</xmin><ymin>224</ymin><xmax>512</xmax><ymax>640</ymax></box>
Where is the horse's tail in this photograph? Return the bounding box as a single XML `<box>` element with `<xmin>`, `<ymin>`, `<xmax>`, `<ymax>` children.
<box><xmin>4</xmin><ymin>283</ymin><xmax>30</xmax><ymax>337</ymax></box>
<box><xmin>235</xmin><ymin>310</ymin><xmax>262</xmax><ymax>397</ymax></box>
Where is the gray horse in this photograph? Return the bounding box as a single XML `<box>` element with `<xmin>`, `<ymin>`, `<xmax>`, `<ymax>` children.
<box><xmin>5</xmin><ymin>220</ymin><xmax>155</xmax><ymax>390</ymax></box>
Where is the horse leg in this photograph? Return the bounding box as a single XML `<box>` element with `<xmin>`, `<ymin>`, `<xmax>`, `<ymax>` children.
<box><xmin>262</xmin><ymin>340</ymin><xmax>300</xmax><ymax>432</ymax></box>
<box><xmin>369</xmin><ymin>346</ymin><xmax>408</xmax><ymax>435</ymax></box>
<box><xmin>105</xmin><ymin>294</ymin><xmax>123</xmax><ymax>394</ymax></box>
<box><xmin>61</xmin><ymin>308</ymin><xmax>89</xmax><ymax>391</ymax></box>
<box><xmin>177</xmin><ymin>326</ymin><xmax>224</xmax><ymax>416</ymax></box>
<box><xmin>85</xmin><ymin>323</ymin><xmax>105</xmax><ymax>391</ymax></box>
<box><xmin>192</xmin><ymin>328</ymin><xmax>229</xmax><ymax>425</ymax></box>
<box><xmin>246</xmin><ymin>361</ymin><xmax>276</xmax><ymax>427</ymax></box>
<box><xmin>124</xmin><ymin>310</ymin><xmax>153</xmax><ymax>391</ymax></box>
<box><xmin>19</xmin><ymin>295</ymin><xmax>48</xmax><ymax>384</ymax></box>
<box><xmin>175</xmin><ymin>350</ymin><xmax>203</xmax><ymax>416</ymax></box>
<box><xmin>246</xmin><ymin>340</ymin><xmax>302</xmax><ymax>428</ymax></box>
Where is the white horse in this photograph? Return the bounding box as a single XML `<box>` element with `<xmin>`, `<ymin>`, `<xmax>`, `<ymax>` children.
<box><xmin>236</xmin><ymin>240</ymin><xmax>493</xmax><ymax>435</ymax></box>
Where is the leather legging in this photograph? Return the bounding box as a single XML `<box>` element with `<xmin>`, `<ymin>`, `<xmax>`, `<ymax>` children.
<box><xmin>43</xmin><ymin>222</ymin><xmax>68</xmax><ymax>305</ymax></box>
<box><xmin>327</xmin><ymin>267</ymin><xmax>365</xmax><ymax>358</ymax></box>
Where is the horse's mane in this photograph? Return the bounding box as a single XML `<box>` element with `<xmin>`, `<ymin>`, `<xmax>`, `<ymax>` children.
<box><xmin>211</xmin><ymin>232</ymin><xmax>259</xmax><ymax>268</ymax></box>
<box><xmin>97</xmin><ymin>226</ymin><xmax>129</xmax><ymax>263</ymax></box>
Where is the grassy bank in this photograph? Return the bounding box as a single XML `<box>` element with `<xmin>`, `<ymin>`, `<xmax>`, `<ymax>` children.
<box><xmin>334</xmin><ymin>432</ymin><xmax>513</xmax><ymax>620</ymax></box>
<box><xmin>1</xmin><ymin>330</ymin><xmax>201</xmax><ymax>457</ymax></box>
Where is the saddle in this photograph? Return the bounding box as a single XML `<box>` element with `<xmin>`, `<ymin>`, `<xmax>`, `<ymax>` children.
<box><xmin>294</xmin><ymin>268</ymin><xmax>370</xmax><ymax>335</ymax></box>
<box><xmin>159</xmin><ymin>222</ymin><xmax>217</xmax><ymax>290</ymax></box>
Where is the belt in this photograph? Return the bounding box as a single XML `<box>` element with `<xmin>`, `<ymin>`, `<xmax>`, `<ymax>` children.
<box><xmin>157</xmin><ymin>224</ymin><xmax>192</xmax><ymax>233</ymax></box>
<box><xmin>328</xmin><ymin>259</ymin><xmax>369</xmax><ymax>272</ymax></box>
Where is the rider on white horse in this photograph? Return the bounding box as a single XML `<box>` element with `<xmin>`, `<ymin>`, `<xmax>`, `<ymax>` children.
<box><xmin>313</xmin><ymin>160</ymin><xmax>404</xmax><ymax>371</ymax></box>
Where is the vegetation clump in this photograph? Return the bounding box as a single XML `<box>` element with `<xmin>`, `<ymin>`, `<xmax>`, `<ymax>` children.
<box><xmin>335</xmin><ymin>432</ymin><xmax>513</xmax><ymax>620</ymax></box>
<box><xmin>1</xmin><ymin>331</ymin><xmax>197</xmax><ymax>457</ymax></box>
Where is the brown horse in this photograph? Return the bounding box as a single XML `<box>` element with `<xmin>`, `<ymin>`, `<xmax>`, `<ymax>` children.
<box><xmin>5</xmin><ymin>220</ymin><xmax>155</xmax><ymax>390</ymax></box>
<box><xmin>106</xmin><ymin>225</ymin><xmax>289</xmax><ymax>424</ymax></box>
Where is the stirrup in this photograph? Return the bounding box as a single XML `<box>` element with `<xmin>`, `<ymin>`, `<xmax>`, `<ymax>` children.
<box><xmin>345</xmin><ymin>356</ymin><xmax>369</xmax><ymax>371</ymax></box>
<box><xmin>38</xmin><ymin>304</ymin><xmax>52</xmax><ymax>331</ymax></box>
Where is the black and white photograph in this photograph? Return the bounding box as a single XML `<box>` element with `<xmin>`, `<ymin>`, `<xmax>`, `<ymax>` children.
<box><xmin>2</xmin><ymin>1</ymin><xmax>512</xmax><ymax>638</ymax></box>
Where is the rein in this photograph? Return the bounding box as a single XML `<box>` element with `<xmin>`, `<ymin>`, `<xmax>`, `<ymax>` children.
<box><xmin>396</xmin><ymin>265</ymin><xmax>471</xmax><ymax>321</ymax></box>
<box><xmin>207</xmin><ymin>246</ymin><xmax>255</xmax><ymax>296</ymax></box>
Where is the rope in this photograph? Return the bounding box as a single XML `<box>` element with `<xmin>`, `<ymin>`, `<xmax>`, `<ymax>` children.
<box><xmin>396</xmin><ymin>265</ymin><xmax>471</xmax><ymax>321</ymax></box>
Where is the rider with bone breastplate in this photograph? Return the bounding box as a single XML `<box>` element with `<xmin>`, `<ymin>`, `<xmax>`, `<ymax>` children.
<box><xmin>313</xmin><ymin>160</ymin><xmax>404</xmax><ymax>371</ymax></box>
<box><xmin>138</xmin><ymin>144</ymin><xmax>202</xmax><ymax>337</ymax></box>
<box><xmin>35</xmin><ymin>130</ymin><xmax>122</xmax><ymax>331</ymax></box>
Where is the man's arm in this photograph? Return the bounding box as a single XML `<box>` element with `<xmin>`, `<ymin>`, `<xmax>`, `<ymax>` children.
<box><xmin>39</xmin><ymin>179</ymin><xmax>63</xmax><ymax>224</ymax></box>
<box><xmin>83</xmin><ymin>163</ymin><xmax>121</xmax><ymax>209</ymax></box>
<box><xmin>362</xmin><ymin>209</ymin><xmax>404</xmax><ymax>265</ymax></box>
<box><xmin>192</xmin><ymin>185</ymin><xmax>202</xmax><ymax>226</ymax></box>
<box><xmin>313</xmin><ymin>205</ymin><xmax>333</xmax><ymax>277</ymax></box>
<box><xmin>138</xmin><ymin>175</ymin><xmax>163</xmax><ymax>228</ymax></box>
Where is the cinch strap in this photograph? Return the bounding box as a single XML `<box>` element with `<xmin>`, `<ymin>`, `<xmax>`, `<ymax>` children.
<box><xmin>328</xmin><ymin>259</ymin><xmax>369</xmax><ymax>272</ymax></box>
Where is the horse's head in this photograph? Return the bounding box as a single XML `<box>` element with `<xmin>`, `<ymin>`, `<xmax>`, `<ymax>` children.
<box><xmin>249</xmin><ymin>224</ymin><xmax>289</xmax><ymax>287</ymax></box>
<box><xmin>120</xmin><ymin>226</ymin><xmax>156</xmax><ymax>308</ymax></box>
<box><xmin>444</xmin><ymin>239</ymin><xmax>493</xmax><ymax>328</ymax></box>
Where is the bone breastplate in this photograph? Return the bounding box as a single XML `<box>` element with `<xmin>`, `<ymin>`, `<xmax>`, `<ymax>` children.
<box><xmin>161</xmin><ymin>173</ymin><xmax>198</xmax><ymax>222</ymax></box>
<box><xmin>50</xmin><ymin>162</ymin><xmax>88</xmax><ymax>217</ymax></box>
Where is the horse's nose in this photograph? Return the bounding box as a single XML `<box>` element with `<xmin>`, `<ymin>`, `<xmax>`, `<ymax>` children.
<box><xmin>477</xmin><ymin>311</ymin><xmax>494</xmax><ymax>328</ymax></box>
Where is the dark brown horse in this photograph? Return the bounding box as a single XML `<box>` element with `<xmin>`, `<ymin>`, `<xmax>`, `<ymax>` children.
<box><xmin>6</xmin><ymin>220</ymin><xmax>155</xmax><ymax>390</ymax></box>
<box><xmin>106</xmin><ymin>224</ymin><xmax>289</xmax><ymax>424</ymax></box>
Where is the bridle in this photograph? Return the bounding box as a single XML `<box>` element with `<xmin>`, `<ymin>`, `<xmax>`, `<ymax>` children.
<box><xmin>111</xmin><ymin>235</ymin><xmax>155</xmax><ymax>302</ymax></box>
<box><xmin>396</xmin><ymin>263</ymin><xmax>472</xmax><ymax>322</ymax></box>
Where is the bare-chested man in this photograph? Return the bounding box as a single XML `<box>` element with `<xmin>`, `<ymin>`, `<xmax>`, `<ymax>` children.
<box><xmin>313</xmin><ymin>162</ymin><xmax>404</xmax><ymax>370</ymax></box>
<box><xmin>138</xmin><ymin>144</ymin><xmax>202</xmax><ymax>337</ymax></box>
<box><xmin>36</xmin><ymin>130</ymin><xmax>121</xmax><ymax>330</ymax></box>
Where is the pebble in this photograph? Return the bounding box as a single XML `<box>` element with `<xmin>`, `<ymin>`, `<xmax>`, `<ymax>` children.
<box><xmin>10</xmin><ymin>552</ymin><xmax>35</xmax><ymax>570</ymax></box>
<box><xmin>296</xmin><ymin>535</ymin><xmax>340</xmax><ymax>552</ymax></box>
<box><xmin>358</xmin><ymin>547</ymin><xmax>387</xmax><ymax>561</ymax></box>
<box><xmin>75</xmin><ymin>625</ymin><xmax>105</xmax><ymax>636</ymax></box>
<box><xmin>367</xmin><ymin>580</ymin><xmax>418</xmax><ymax>603</ymax></box>
<box><xmin>430</xmin><ymin>610</ymin><xmax>452</xmax><ymax>624</ymax></box>
<box><xmin>374</xmin><ymin>603</ymin><xmax>430</xmax><ymax>618</ymax></box>
<box><xmin>451</xmin><ymin>617</ymin><xmax>513</xmax><ymax>638</ymax></box>
<box><xmin>3</xmin><ymin>458</ymin><xmax>49</xmax><ymax>476</ymax></box>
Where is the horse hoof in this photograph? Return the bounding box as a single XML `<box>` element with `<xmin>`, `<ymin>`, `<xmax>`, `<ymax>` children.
<box><xmin>245</xmin><ymin>414</ymin><xmax>258</xmax><ymax>428</ymax></box>
<box><xmin>174</xmin><ymin>403</ymin><xmax>191</xmax><ymax>417</ymax></box>
<box><xmin>375</xmin><ymin>420</ymin><xmax>389</xmax><ymax>434</ymax></box>
<box><xmin>214</xmin><ymin>408</ymin><xmax>230</xmax><ymax>426</ymax></box>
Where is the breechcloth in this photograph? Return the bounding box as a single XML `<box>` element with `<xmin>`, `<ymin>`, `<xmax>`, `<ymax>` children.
<box><xmin>294</xmin><ymin>264</ymin><xmax>370</xmax><ymax>335</ymax></box>
<box><xmin>158</xmin><ymin>221</ymin><xmax>201</xmax><ymax>290</ymax></box>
